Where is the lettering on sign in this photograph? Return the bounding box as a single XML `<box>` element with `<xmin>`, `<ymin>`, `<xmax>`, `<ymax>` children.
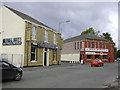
<box><xmin>85</xmin><ymin>48</ymin><xmax>108</xmax><ymax>52</ymax></box>
<box><xmin>38</xmin><ymin>41</ymin><xmax>57</xmax><ymax>49</ymax></box>
<box><xmin>2</xmin><ymin>37</ymin><xmax>22</xmax><ymax>45</ymax></box>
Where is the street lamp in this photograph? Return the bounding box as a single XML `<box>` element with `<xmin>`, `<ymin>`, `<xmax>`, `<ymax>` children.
<box><xmin>59</xmin><ymin>20</ymin><xmax>70</xmax><ymax>33</ymax></box>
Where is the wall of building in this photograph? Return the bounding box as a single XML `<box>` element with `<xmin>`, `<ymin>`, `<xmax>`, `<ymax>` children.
<box><xmin>0</xmin><ymin>6</ymin><xmax>2</xmax><ymax>55</ymax></box>
<box><xmin>61</xmin><ymin>40</ymin><xmax>81</xmax><ymax>54</ymax></box>
<box><xmin>24</xmin><ymin>22</ymin><xmax>62</xmax><ymax>66</ymax></box>
<box><xmin>82</xmin><ymin>39</ymin><xmax>114</xmax><ymax>62</ymax></box>
<box><xmin>1</xmin><ymin>6</ymin><xmax>25</xmax><ymax>66</ymax></box>
<box><xmin>62</xmin><ymin>38</ymin><xmax>115</xmax><ymax>62</ymax></box>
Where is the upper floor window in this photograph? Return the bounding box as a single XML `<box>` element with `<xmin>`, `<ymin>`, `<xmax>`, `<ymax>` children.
<box><xmin>102</xmin><ymin>42</ymin><xmax>105</xmax><ymax>48</ymax></box>
<box><xmin>75</xmin><ymin>42</ymin><xmax>77</xmax><ymax>49</ymax></box>
<box><xmin>90</xmin><ymin>42</ymin><xmax>92</xmax><ymax>48</ymax></box>
<box><xmin>77</xmin><ymin>42</ymin><xmax>79</xmax><ymax>49</ymax></box>
<box><xmin>80</xmin><ymin>42</ymin><xmax>82</xmax><ymax>49</ymax></box>
<box><xmin>86</xmin><ymin>42</ymin><xmax>89</xmax><ymax>48</ymax></box>
<box><xmin>94</xmin><ymin>42</ymin><xmax>96</xmax><ymax>48</ymax></box>
<box><xmin>44</xmin><ymin>30</ymin><xmax>48</xmax><ymax>42</ymax></box>
<box><xmin>32</xmin><ymin>26</ymin><xmax>37</xmax><ymax>40</ymax></box>
<box><xmin>54</xmin><ymin>33</ymin><xmax>57</xmax><ymax>44</ymax></box>
<box><xmin>98</xmin><ymin>42</ymin><xmax>100</xmax><ymax>48</ymax></box>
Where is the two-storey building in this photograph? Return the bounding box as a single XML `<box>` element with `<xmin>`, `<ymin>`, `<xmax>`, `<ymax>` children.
<box><xmin>61</xmin><ymin>33</ymin><xmax>115</xmax><ymax>63</ymax></box>
<box><xmin>0</xmin><ymin>5</ymin><xmax>62</xmax><ymax>67</ymax></box>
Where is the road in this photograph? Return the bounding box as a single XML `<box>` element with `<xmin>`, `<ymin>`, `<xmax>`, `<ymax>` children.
<box><xmin>2</xmin><ymin>62</ymin><xmax>118</xmax><ymax>88</ymax></box>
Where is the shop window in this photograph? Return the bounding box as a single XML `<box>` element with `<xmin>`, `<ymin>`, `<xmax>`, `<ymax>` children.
<box><xmin>32</xmin><ymin>26</ymin><xmax>37</xmax><ymax>40</ymax></box>
<box><xmin>53</xmin><ymin>50</ymin><xmax>57</xmax><ymax>61</ymax></box>
<box><xmin>31</xmin><ymin>46</ymin><xmax>37</xmax><ymax>61</ymax></box>
<box><xmin>44</xmin><ymin>30</ymin><xmax>48</xmax><ymax>42</ymax></box>
<box><xmin>87</xmin><ymin>55</ymin><xmax>92</xmax><ymax>59</ymax></box>
<box><xmin>103</xmin><ymin>55</ymin><xmax>107</xmax><ymax>59</ymax></box>
<box><xmin>95</xmin><ymin>55</ymin><xmax>100</xmax><ymax>59</ymax></box>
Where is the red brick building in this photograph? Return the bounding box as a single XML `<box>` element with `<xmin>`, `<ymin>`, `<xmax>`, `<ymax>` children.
<box><xmin>61</xmin><ymin>34</ymin><xmax>115</xmax><ymax>63</ymax></box>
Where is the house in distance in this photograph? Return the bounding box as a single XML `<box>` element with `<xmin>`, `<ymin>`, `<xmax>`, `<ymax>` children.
<box><xmin>61</xmin><ymin>33</ymin><xmax>115</xmax><ymax>63</ymax></box>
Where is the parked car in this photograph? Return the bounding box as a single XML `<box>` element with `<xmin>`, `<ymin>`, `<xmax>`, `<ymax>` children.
<box><xmin>90</xmin><ymin>60</ymin><xmax>104</xmax><ymax>67</ymax></box>
<box><xmin>117</xmin><ymin>58</ymin><xmax>120</xmax><ymax>61</ymax></box>
<box><xmin>0</xmin><ymin>58</ymin><xmax>23</xmax><ymax>81</ymax></box>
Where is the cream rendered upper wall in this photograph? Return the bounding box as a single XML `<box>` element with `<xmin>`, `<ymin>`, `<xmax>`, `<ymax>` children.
<box><xmin>0</xmin><ymin>6</ymin><xmax>2</xmax><ymax>55</ymax></box>
<box><xmin>2</xmin><ymin>6</ymin><xmax>25</xmax><ymax>55</ymax></box>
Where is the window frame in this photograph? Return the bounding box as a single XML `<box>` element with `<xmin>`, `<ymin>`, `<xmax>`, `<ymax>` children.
<box><xmin>31</xmin><ymin>46</ymin><xmax>37</xmax><ymax>62</ymax></box>
<box><xmin>44</xmin><ymin>30</ymin><xmax>48</xmax><ymax>42</ymax></box>
<box><xmin>54</xmin><ymin>33</ymin><xmax>57</xmax><ymax>44</ymax></box>
<box><xmin>32</xmin><ymin>26</ymin><xmax>37</xmax><ymax>40</ymax></box>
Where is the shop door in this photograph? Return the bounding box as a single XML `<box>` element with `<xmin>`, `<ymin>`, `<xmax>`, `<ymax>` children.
<box><xmin>43</xmin><ymin>48</ymin><xmax>49</xmax><ymax>66</ymax></box>
<box><xmin>44</xmin><ymin>48</ymin><xmax>47</xmax><ymax>66</ymax></box>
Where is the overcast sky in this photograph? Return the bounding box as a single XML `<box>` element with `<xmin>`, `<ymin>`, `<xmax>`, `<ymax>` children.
<box><xmin>2</xmin><ymin>2</ymin><xmax>118</xmax><ymax>47</ymax></box>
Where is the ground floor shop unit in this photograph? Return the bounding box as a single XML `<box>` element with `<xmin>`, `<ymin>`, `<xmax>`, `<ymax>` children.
<box><xmin>80</xmin><ymin>48</ymin><xmax>114</xmax><ymax>63</ymax></box>
<box><xmin>24</xmin><ymin>42</ymin><xmax>61</xmax><ymax>67</ymax></box>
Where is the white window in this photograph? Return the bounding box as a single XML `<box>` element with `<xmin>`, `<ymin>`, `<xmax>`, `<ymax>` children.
<box><xmin>32</xmin><ymin>26</ymin><xmax>37</xmax><ymax>40</ymax></box>
<box><xmin>54</xmin><ymin>33</ymin><xmax>57</xmax><ymax>44</ymax></box>
<box><xmin>44</xmin><ymin>30</ymin><xmax>48</xmax><ymax>42</ymax></box>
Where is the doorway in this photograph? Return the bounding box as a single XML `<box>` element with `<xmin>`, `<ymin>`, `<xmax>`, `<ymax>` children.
<box><xmin>43</xmin><ymin>48</ymin><xmax>49</xmax><ymax>66</ymax></box>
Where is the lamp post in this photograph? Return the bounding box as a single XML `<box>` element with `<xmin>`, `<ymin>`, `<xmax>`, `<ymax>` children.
<box><xmin>58</xmin><ymin>20</ymin><xmax>70</xmax><ymax>65</ymax></box>
<box><xmin>59</xmin><ymin>20</ymin><xmax>70</xmax><ymax>33</ymax></box>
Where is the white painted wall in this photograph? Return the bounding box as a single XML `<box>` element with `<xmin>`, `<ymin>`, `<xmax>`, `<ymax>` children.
<box><xmin>0</xmin><ymin>5</ymin><xmax>3</xmax><ymax>56</ymax></box>
<box><xmin>61</xmin><ymin>54</ymin><xmax>80</xmax><ymax>61</ymax></box>
<box><xmin>1</xmin><ymin>6</ymin><xmax>25</xmax><ymax>66</ymax></box>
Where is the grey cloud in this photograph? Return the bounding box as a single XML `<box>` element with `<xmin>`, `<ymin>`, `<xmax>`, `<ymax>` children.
<box><xmin>3</xmin><ymin>2</ymin><xmax>118</xmax><ymax>43</ymax></box>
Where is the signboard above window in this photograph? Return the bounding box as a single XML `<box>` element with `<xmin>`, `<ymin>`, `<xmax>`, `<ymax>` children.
<box><xmin>2</xmin><ymin>37</ymin><xmax>22</xmax><ymax>46</ymax></box>
<box><xmin>85</xmin><ymin>48</ymin><xmax>108</xmax><ymax>52</ymax></box>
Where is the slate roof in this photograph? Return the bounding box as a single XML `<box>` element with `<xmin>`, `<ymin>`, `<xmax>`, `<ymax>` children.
<box><xmin>5</xmin><ymin>5</ymin><xmax>55</xmax><ymax>30</ymax></box>
<box><xmin>64</xmin><ymin>33</ymin><xmax>108</xmax><ymax>43</ymax></box>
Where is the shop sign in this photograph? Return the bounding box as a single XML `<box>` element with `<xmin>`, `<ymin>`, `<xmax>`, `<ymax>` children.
<box><xmin>32</xmin><ymin>43</ymin><xmax>38</xmax><ymax>46</ymax></box>
<box><xmin>2</xmin><ymin>37</ymin><xmax>22</xmax><ymax>45</ymax></box>
<box><xmin>86</xmin><ymin>52</ymin><xmax>96</xmax><ymax>55</ymax></box>
<box><xmin>38</xmin><ymin>41</ymin><xmax>57</xmax><ymax>49</ymax></box>
<box><xmin>85</xmin><ymin>48</ymin><xmax>108</xmax><ymax>52</ymax></box>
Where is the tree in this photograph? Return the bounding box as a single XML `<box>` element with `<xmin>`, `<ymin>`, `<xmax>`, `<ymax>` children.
<box><xmin>81</xmin><ymin>27</ymin><xmax>100</xmax><ymax>36</ymax></box>
<box><xmin>101</xmin><ymin>32</ymin><xmax>117</xmax><ymax>59</ymax></box>
<box><xmin>102</xmin><ymin>32</ymin><xmax>114</xmax><ymax>43</ymax></box>
<box><xmin>117</xmin><ymin>50</ymin><xmax>120</xmax><ymax>58</ymax></box>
